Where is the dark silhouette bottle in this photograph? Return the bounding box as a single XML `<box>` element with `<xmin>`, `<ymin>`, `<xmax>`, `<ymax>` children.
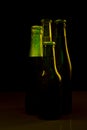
<box><xmin>38</xmin><ymin>19</ymin><xmax>62</xmax><ymax>119</ymax></box>
<box><xmin>25</xmin><ymin>25</ymin><xmax>44</xmax><ymax>115</ymax></box>
<box><xmin>53</xmin><ymin>19</ymin><xmax>72</xmax><ymax>115</ymax></box>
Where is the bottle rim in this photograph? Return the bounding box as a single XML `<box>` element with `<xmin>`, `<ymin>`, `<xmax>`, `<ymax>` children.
<box><xmin>31</xmin><ymin>25</ymin><xmax>43</xmax><ymax>30</ymax></box>
<box><xmin>43</xmin><ymin>41</ymin><xmax>56</xmax><ymax>45</ymax></box>
<box><xmin>41</xmin><ymin>19</ymin><xmax>52</xmax><ymax>23</ymax></box>
<box><xmin>54</xmin><ymin>19</ymin><xmax>66</xmax><ymax>23</ymax></box>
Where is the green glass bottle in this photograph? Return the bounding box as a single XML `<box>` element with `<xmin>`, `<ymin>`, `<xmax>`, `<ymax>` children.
<box><xmin>53</xmin><ymin>19</ymin><xmax>72</xmax><ymax>115</ymax></box>
<box><xmin>38</xmin><ymin>19</ymin><xmax>62</xmax><ymax>120</ymax></box>
<box><xmin>25</xmin><ymin>25</ymin><xmax>44</xmax><ymax>115</ymax></box>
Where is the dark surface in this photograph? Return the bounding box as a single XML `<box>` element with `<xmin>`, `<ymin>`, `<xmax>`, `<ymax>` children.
<box><xmin>0</xmin><ymin>91</ymin><xmax>87</xmax><ymax>129</ymax></box>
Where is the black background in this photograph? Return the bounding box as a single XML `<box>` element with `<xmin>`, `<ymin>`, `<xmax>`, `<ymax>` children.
<box><xmin>1</xmin><ymin>4</ymin><xmax>86</xmax><ymax>91</ymax></box>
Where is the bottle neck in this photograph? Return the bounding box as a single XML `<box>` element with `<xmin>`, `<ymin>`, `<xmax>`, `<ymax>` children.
<box><xmin>53</xmin><ymin>22</ymin><xmax>67</xmax><ymax>66</ymax></box>
<box><xmin>41</xmin><ymin>19</ymin><xmax>52</xmax><ymax>42</ymax></box>
<box><xmin>43</xmin><ymin>44</ymin><xmax>54</xmax><ymax>70</ymax></box>
<box><xmin>55</xmin><ymin>22</ymin><xmax>65</xmax><ymax>48</ymax></box>
<box><xmin>54</xmin><ymin>21</ymin><xmax>72</xmax><ymax>80</ymax></box>
<box><xmin>42</xmin><ymin>42</ymin><xmax>62</xmax><ymax>82</ymax></box>
<box><xmin>29</xmin><ymin>26</ymin><xmax>43</xmax><ymax>57</ymax></box>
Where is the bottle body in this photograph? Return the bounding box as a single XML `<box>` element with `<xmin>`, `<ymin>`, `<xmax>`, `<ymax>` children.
<box><xmin>38</xmin><ymin>43</ymin><xmax>62</xmax><ymax>119</ymax></box>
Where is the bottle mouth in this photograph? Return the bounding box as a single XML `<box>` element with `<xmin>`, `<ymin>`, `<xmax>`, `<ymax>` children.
<box><xmin>31</xmin><ymin>25</ymin><xmax>43</xmax><ymax>30</ymax></box>
<box><xmin>31</xmin><ymin>25</ymin><xmax>43</xmax><ymax>34</ymax></box>
<box><xmin>55</xmin><ymin>19</ymin><xmax>66</xmax><ymax>23</ymax></box>
<box><xmin>41</xmin><ymin>19</ymin><xmax>52</xmax><ymax>23</ymax></box>
<box><xmin>43</xmin><ymin>41</ymin><xmax>56</xmax><ymax>46</ymax></box>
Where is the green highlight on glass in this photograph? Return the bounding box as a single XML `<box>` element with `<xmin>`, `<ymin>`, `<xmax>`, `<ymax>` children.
<box><xmin>29</xmin><ymin>25</ymin><xmax>43</xmax><ymax>57</ymax></box>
